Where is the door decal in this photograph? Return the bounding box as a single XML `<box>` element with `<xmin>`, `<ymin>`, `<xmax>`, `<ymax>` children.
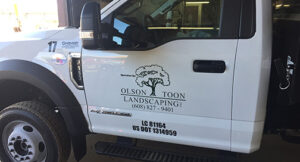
<box><xmin>132</xmin><ymin>120</ymin><xmax>178</xmax><ymax>136</ymax></box>
<box><xmin>121</xmin><ymin>65</ymin><xmax>186</xmax><ymax>113</ymax></box>
<box><xmin>135</xmin><ymin>65</ymin><xmax>170</xmax><ymax>96</ymax></box>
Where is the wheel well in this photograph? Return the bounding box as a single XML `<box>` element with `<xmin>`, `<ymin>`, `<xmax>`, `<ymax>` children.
<box><xmin>0</xmin><ymin>79</ymin><xmax>88</xmax><ymax>161</ymax></box>
<box><xmin>0</xmin><ymin>60</ymin><xmax>88</xmax><ymax>161</ymax></box>
<box><xmin>0</xmin><ymin>80</ymin><xmax>56</xmax><ymax>111</ymax></box>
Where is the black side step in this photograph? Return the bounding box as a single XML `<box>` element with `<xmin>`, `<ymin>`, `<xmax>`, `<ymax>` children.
<box><xmin>95</xmin><ymin>141</ymin><xmax>238</xmax><ymax>162</ymax></box>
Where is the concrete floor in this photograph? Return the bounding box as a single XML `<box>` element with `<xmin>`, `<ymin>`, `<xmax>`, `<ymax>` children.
<box><xmin>68</xmin><ymin>134</ymin><xmax>300</xmax><ymax>162</ymax></box>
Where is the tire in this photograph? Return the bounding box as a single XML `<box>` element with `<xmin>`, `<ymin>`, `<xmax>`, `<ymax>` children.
<box><xmin>0</xmin><ymin>101</ymin><xmax>71</xmax><ymax>162</ymax></box>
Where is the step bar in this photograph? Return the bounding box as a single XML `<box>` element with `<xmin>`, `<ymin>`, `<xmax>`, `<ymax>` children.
<box><xmin>95</xmin><ymin>141</ymin><xmax>238</xmax><ymax>162</ymax></box>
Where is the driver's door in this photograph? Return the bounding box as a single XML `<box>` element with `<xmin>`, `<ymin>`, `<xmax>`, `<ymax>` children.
<box><xmin>82</xmin><ymin>0</ymin><xmax>241</xmax><ymax>151</ymax></box>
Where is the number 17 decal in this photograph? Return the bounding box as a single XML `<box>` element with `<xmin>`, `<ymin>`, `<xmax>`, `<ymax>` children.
<box><xmin>48</xmin><ymin>41</ymin><xmax>57</xmax><ymax>52</ymax></box>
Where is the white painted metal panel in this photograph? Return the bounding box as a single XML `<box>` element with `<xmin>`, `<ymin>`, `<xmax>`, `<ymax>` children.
<box><xmin>83</xmin><ymin>39</ymin><xmax>238</xmax><ymax>150</ymax></box>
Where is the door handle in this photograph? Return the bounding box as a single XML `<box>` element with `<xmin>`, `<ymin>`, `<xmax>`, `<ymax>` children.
<box><xmin>193</xmin><ymin>60</ymin><xmax>226</xmax><ymax>73</ymax></box>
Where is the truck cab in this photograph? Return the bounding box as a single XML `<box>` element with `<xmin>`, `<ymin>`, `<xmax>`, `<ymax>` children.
<box><xmin>0</xmin><ymin>0</ymin><xmax>299</xmax><ymax>162</ymax></box>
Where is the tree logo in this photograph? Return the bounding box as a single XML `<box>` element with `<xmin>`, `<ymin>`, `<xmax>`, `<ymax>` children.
<box><xmin>135</xmin><ymin>65</ymin><xmax>170</xmax><ymax>96</ymax></box>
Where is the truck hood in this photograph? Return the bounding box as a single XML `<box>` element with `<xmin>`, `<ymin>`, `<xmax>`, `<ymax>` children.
<box><xmin>0</xmin><ymin>29</ymin><xmax>63</xmax><ymax>42</ymax></box>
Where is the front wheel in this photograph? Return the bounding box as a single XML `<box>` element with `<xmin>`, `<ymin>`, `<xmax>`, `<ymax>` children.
<box><xmin>0</xmin><ymin>101</ymin><xmax>71</xmax><ymax>162</ymax></box>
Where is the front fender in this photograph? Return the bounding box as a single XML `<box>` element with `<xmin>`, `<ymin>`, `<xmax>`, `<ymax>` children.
<box><xmin>0</xmin><ymin>59</ymin><xmax>88</xmax><ymax>160</ymax></box>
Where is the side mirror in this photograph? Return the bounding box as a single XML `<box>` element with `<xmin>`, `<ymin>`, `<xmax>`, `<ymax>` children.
<box><xmin>80</xmin><ymin>2</ymin><xmax>101</xmax><ymax>49</ymax></box>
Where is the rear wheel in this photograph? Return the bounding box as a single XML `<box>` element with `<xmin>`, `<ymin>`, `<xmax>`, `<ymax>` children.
<box><xmin>0</xmin><ymin>101</ymin><xmax>71</xmax><ymax>162</ymax></box>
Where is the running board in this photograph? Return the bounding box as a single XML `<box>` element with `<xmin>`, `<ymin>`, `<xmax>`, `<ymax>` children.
<box><xmin>95</xmin><ymin>141</ymin><xmax>238</xmax><ymax>162</ymax></box>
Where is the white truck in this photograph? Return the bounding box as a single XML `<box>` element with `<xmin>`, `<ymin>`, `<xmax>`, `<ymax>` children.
<box><xmin>0</xmin><ymin>0</ymin><xmax>299</xmax><ymax>161</ymax></box>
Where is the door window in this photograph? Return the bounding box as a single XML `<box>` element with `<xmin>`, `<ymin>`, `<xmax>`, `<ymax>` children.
<box><xmin>102</xmin><ymin>0</ymin><xmax>223</xmax><ymax>49</ymax></box>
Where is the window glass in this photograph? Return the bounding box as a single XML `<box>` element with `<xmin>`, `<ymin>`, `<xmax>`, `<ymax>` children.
<box><xmin>88</xmin><ymin>0</ymin><xmax>113</xmax><ymax>9</ymax></box>
<box><xmin>99</xmin><ymin>0</ymin><xmax>113</xmax><ymax>9</ymax></box>
<box><xmin>106</xmin><ymin>0</ymin><xmax>222</xmax><ymax>49</ymax></box>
